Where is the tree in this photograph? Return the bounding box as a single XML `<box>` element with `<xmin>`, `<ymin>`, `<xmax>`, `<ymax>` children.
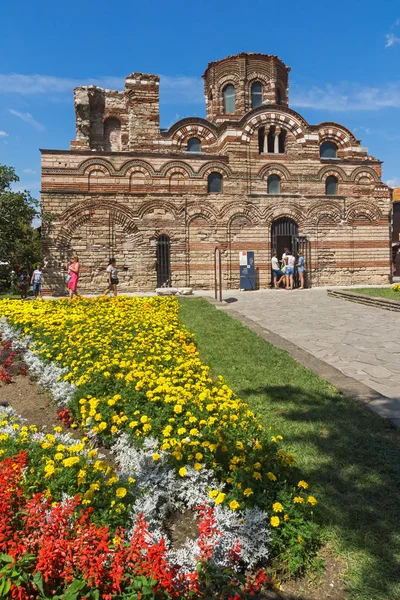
<box><xmin>0</xmin><ymin>164</ymin><xmax>41</xmax><ymax>272</ymax></box>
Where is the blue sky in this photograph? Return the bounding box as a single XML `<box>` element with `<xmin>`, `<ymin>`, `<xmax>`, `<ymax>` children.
<box><xmin>1</xmin><ymin>0</ymin><xmax>400</xmax><ymax>205</ymax></box>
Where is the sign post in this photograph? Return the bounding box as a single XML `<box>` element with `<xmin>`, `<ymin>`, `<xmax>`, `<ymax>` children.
<box><xmin>214</xmin><ymin>246</ymin><xmax>222</xmax><ymax>302</ymax></box>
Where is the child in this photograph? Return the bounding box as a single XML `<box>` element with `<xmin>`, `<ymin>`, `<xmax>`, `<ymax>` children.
<box><xmin>296</xmin><ymin>251</ymin><xmax>305</xmax><ymax>289</ymax></box>
<box><xmin>31</xmin><ymin>264</ymin><xmax>42</xmax><ymax>299</ymax></box>
<box><xmin>19</xmin><ymin>270</ymin><xmax>29</xmax><ymax>299</ymax></box>
<box><xmin>104</xmin><ymin>258</ymin><xmax>118</xmax><ymax>297</ymax></box>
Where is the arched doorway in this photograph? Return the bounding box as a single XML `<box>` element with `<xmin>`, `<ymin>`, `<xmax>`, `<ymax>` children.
<box><xmin>156</xmin><ymin>234</ymin><xmax>171</xmax><ymax>287</ymax></box>
<box><xmin>271</xmin><ymin>217</ymin><xmax>298</xmax><ymax>258</ymax></box>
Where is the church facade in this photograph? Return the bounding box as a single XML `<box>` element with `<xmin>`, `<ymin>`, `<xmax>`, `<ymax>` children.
<box><xmin>41</xmin><ymin>53</ymin><xmax>392</xmax><ymax>293</ymax></box>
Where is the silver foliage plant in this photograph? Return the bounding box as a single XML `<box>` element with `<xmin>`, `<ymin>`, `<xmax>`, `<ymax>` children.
<box><xmin>0</xmin><ymin>318</ymin><xmax>75</xmax><ymax>407</ymax></box>
<box><xmin>0</xmin><ymin>318</ymin><xmax>272</xmax><ymax>573</ymax></box>
<box><xmin>113</xmin><ymin>434</ymin><xmax>271</xmax><ymax>571</ymax></box>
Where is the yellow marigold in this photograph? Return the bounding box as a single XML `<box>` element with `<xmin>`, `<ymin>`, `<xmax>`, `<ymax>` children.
<box><xmin>194</xmin><ymin>463</ymin><xmax>202</xmax><ymax>471</ymax></box>
<box><xmin>174</xmin><ymin>404</ymin><xmax>183</xmax><ymax>414</ymax></box>
<box><xmin>267</xmin><ymin>472</ymin><xmax>277</xmax><ymax>481</ymax></box>
<box><xmin>284</xmin><ymin>514</ymin><xmax>290</xmax><ymax>522</ymax></box>
<box><xmin>298</xmin><ymin>480</ymin><xmax>308</xmax><ymax>489</ymax></box>
<box><xmin>307</xmin><ymin>495</ymin><xmax>318</xmax><ymax>506</ymax></box>
<box><xmin>293</xmin><ymin>496</ymin><xmax>304</xmax><ymax>504</ymax></box>
<box><xmin>209</xmin><ymin>490</ymin><xmax>219</xmax><ymax>499</ymax></box>
<box><xmin>63</xmin><ymin>456</ymin><xmax>80</xmax><ymax>468</ymax></box>
<box><xmin>116</xmin><ymin>487</ymin><xmax>127</xmax><ymax>498</ymax></box>
<box><xmin>215</xmin><ymin>492</ymin><xmax>226</xmax><ymax>505</ymax></box>
<box><xmin>272</xmin><ymin>502</ymin><xmax>284</xmax><ymax>513</ymax></box>
<box><xmin>178</xmin><ymin>467</ymin><xmax>187</xmax><ymax>477</ymax></box>
<box><xmin>140</xmin><ymin>415</ymin><xmax>148</xmax><ymax>423</ymax></box>
<box><xmin>152</xmin><ymin>453</ymin><xmax>161</xmax><ymax>461</ymax></box>
<box><xmin>243</xmin><ymin>488</ymin><xmax>253</xmax><ymax>497</ymax></box>
<box><xmin>253</xmin><ymin>471</ymin><xmax>262</xmax><ymax>480</ymax></box>
<box><xmin>229</xmin><ymin>500</ymin><xmax>240</xmax><ymax>510</ymax></box>
<box><xmin>270</xmin><ymin>516</ymin><xmax>280</xmax><ymax>527</ymax></box>
<box><xmin>98</xmin><ymin>422</ymin><xmax>108</xmax><ymax>431</ymax></box>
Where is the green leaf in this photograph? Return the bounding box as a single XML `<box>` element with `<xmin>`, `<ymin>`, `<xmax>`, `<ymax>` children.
<box><xmin>0</xmin><ymin>555</ymin><xmax>13</xmax><ymax>565</ymax></box>
<box><xmin>33</xmin><ymin>571</ymin><xmax>45</xmax><ymax>595</ymax></box>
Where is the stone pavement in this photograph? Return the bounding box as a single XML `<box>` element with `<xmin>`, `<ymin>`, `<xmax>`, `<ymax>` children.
<box><xmin>214</xmin><ymin>288</ymin><xmax>400</xmax><ymax>428</ymax></box>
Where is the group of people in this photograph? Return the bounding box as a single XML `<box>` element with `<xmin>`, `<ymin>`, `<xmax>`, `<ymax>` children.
<box><xmin>66</xmin><ymin>257</ymin><xmax>119</xmax><ymax>299</ymax></box>
<box><xmin>17</xmin><ymin>265</ymin><xmax>43</xmax><ymax>299</ymax></box>
<box><xmin>271</xmin><ymin>248</ymin><xmax>305</xmax><ymax>290</ymax></box>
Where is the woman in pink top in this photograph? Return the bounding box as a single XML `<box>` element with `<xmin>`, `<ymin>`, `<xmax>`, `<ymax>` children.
<box><xmin>67</xmin><ymin>255</ymin><xmax>80</xmax><ymax>299</ymax></box>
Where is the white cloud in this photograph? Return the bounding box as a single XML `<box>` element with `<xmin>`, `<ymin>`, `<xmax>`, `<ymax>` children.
<box><xmin>0</xmin><ymin>74</ymin><xmax>122</xmax><ymax>95</ymax></box>
<box><xmin>386</xmin><ymin>177</ymin><xmax>400</xmax><ymax>188</ymax></box>
<box><xmin>385</xmin><ymin>33</ymin><xmax>400</xmax><ymax>48</ymax></box>
<box><xmin>0</xmin><ymin>130</ymin><xmax>8</xmax><ymax>136</ymax></box>
<box><xmin>8</xmin><ymin>109</ymin><xmax>45</xmax><ymax>131</ymax></box>
<box><xmin>0</xmin><ymin>73</ymin><xmax>204</xmax><ymax>105</ymax></box>
<box><xmin>160</xmin><ymin>76</ymin><xmax>203</xmax><ymax>104</ymax></box>
<box><xmin>291</xmin><ymin>82</ymin><xmax>400</xmax><ymax>111</ymax></box>
<box><xmin>22</xmin><ymin>168</ymin><xmax>36</xmax><ymax>174</ymax></box>
<box><xmin>2</xmin><ymin>73</ymin><xmax>400</xmax><ymax>113</ymax></box>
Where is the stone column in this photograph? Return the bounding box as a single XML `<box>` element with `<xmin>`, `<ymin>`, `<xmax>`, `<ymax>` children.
<box><xmin>264</xmin><ymin>127</ymin><xmax>269</xmax><ymax>153</ymax></box>
<box><xmin>274</xmin><ymin>127</ymin><xmax>281</xmax><ymax>154</ymax></box>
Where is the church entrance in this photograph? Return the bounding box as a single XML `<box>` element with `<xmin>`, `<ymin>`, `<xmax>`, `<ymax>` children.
<box><xmin>271</xmin><ymin>218</ymin><xmax>298</xmax><ymax>258</ymax></box>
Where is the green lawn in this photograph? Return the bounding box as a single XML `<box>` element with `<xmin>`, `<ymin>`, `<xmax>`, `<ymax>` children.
<box><xmin>351</xmin><ymin>287</ymin><xmax>400</xmax><ymax>301</ymax></box>
<box><xmin>178</xmin><ymin>298</ymin><xmax>400</xmax><ymax>600</ymax></box>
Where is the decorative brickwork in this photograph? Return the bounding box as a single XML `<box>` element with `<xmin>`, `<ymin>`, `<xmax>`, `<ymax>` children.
<box><xmin>40</xmin><ymin>53</ymin><xmax>392</xmax><ymax>294</ymax></box>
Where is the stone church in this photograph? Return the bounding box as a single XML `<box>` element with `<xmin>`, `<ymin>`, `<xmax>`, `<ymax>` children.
<box><xmin>41</xmin><ymin>52</ymin><xmax>392</xmax><ymax>293</ymax></box>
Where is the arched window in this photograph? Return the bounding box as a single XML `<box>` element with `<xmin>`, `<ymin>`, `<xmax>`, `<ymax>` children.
<box><xmin>276</xmin><ymin>87</ymin><xmax>282</xmax><ymax>105</ymax></box>
<box><xmin>207</xmin><ymin>172</ymin><xmax>222</xmax><ymax>193</ymax></box>
<box><xmin>104</xmin><ymin>117</ymin><xmax>121</xmax><ymax>152</ymax></box>
<box><xmin>267</xmin><ymin>174</ymin><xmax>281</xmax><ymax>194</ymax></box>
<box><xmin>325</xmin><ymin>175</ymin><xmax>338</xmax><ymax>195</ymax></box>
<box><xmin>251</xmin><ymin>82</ymin><xmax>263</xmax><ymax>109</ymax></box>
<box><xmin>187</xmin><ymin>137</ymin><xmax>201</xmax><ymax>152</ymax></box>
<box><xmin>223</xmin><ymin>85</ymin><xmax>235</xmax><ymax>113</ymax></box>
<box><xmin>320</xmin><ymin>141</ymin><xmax>337</xmax><ymax>159</ymax></box>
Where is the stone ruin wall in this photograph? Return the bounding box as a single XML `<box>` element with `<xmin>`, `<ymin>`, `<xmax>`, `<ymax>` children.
<box><xmin>40</xmin><ymin>54</ymin><xmax>392</xmax><ymax>294</ymax></box>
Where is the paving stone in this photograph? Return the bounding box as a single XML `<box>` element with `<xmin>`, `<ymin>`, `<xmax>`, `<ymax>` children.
<box><xmin>219</xmin><ymin>289</ymin><xmax>400</xmax><ymax>425</ymax></box>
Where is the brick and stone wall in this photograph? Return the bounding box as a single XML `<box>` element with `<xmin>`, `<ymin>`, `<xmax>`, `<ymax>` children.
<box><xmin>40</xmin><ymin>53</ymin><xmax>392</xmax><ymax>294</ymax></box>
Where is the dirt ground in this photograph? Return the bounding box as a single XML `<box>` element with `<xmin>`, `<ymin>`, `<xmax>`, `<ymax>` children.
<box><xmin>0</xmin><ymin>375</ymin><xmax>347</xmax><ymax>600</ymax></box>
<box><xmin>0</xmin><ymin>374</ymin><xmax>60</xmax><ymax>430</ymax></box>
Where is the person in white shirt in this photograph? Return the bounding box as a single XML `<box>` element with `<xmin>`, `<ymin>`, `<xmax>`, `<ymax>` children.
<box><xmin>271</xmin><ymin>252</ymin><xmax>285</xmax><ymax>289</ymax></box>
<box><xmin>103</xmin><ymin>258</ymin><xmax>119</xmax><ymax>297</ymax></box>
<box><xmin>284</xmin><ymin>250</ymin><xmax>296</xmax><ymax>290</ymax></box>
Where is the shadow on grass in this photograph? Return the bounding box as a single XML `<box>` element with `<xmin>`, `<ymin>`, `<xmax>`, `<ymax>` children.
<box><xmin>178</xmin><ymin>298</ymin><xmax>400</xmax><ymax>599</ymax></box>
<box><xmin>240</xmin><ymin>385</ymin><xmax>400</xmax><ymax>600</ymax></box>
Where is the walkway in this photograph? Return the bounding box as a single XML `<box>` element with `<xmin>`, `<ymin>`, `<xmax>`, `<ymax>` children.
<box><xmin>215</xmin><ymin>289</ymin><xmax>400</xmax><ymax>427</ymax></box>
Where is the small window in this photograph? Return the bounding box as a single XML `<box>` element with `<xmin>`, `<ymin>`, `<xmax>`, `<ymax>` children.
<box><xmin>251</xmin><ymin>82</ymin><xmax>263</xmax><ymax>109</ymax></box>
<box><xmin>267</xmin><ymin>174</ymin><xmax>281</xmax><ymax>194</ymax></box>
<box><xmin>208</xmin><ymin>172</ymin><xmax>222</xmax><ymax>193</ymax></box>
<box><xmin>325</xmin><ymin>175</ymin><xmax>338</xmax><ymax>195</ymax></box>
<box><xmin>320</xmin><ymin>141</ymin><xmax>337</xmax><ymax>159</ymax></box>
<box><xmin>223</xmin><ymin>85</ymin><xmax>235</xmax><ymax>113</ymax></box>
<box><xmin>276</xmin><ymin>88</ymin><xmax>282</xmax><ymax>105</ymax></box>
<box><xmin>187</xmin><ymin>137</ymin><xmax>201</xmax><ymax>152</ymax></box>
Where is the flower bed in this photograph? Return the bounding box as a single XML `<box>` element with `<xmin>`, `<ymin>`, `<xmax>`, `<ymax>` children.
<box><xmin>0</xmin><ymin>296</ymin><xmax>319</xmax><ymax>586</ymax></box>
<box><xmin>0</xmin><ymin>450</ymin><xmax>275</xmax><ymax>599</ymax></box>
